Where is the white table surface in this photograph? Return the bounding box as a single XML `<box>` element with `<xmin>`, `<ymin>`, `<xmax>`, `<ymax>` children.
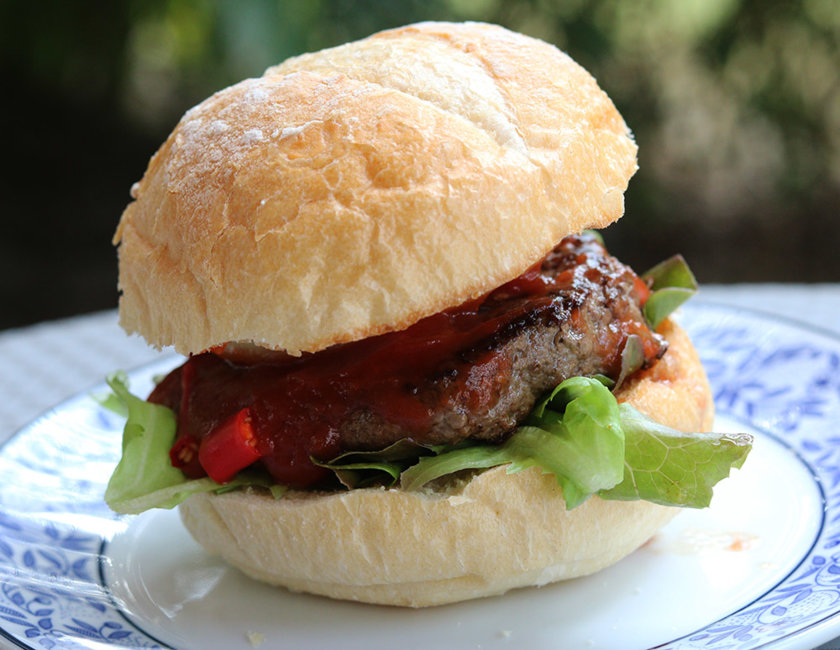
<box><xmin>1</xmin><ymin>284</ymin><xmax>839</xmax><ymax>649</ymax></box>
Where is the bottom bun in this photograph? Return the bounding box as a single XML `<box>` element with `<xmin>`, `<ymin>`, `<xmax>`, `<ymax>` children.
<box><xmin>179</xmin><ymin>319</ymin><xmax>713</xmax><ymax>607</ymax></box>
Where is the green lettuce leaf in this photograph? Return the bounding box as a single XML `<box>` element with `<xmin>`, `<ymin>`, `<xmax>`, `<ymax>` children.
<box><xmin>642</xmin><ymin>254</ymin><xmax>698</xmax><ymax>329</ymax></box>
<box><xmin>103</xmin><ymin>373</ymin><xmax>282</xmax><ymax>514</ymax></box>
<box><xmin>614</xmin><ymin>334</ymin><xmax>644</xmax><ymax>391</ymax></box>
<box><xmin>91</xmin><ymin>384</ymin><xmax>129</xmax><ymax>418</ymax></box>
<box><xmin>399</xmin><ymin>377</ymin><xmax>752</xmax><ymax>510</ymax></box>
<box><xmin>400</xmin><ymin>444</ymin><xmax>514</xmax><ymax>491</ymax></box>
<box><xmin>600</xmin><ymin>404</ymin><xmax>752</xmax><ymax>507</ymax></box>
<box><xmin>402</xmin><ymin>377</ymin><xmax>626</xmax><ymax>508</ymax></box>
<box><xmin>313</xmin><ymin>439</ymin><xmax>438</xmax><ymax>489</ymax></box>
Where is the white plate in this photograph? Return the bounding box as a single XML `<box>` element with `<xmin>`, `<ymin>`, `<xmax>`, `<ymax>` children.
<box><xmin>1</xmin><ymin>303</ymin><xmax>840</xmax><ymax>650</ymax></box>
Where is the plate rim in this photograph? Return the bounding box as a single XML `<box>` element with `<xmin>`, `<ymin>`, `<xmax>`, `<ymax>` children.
<box><xmin>649</xmin><ymin>411</ymin><xmax>829</xmax><ymax>649</ymax></box>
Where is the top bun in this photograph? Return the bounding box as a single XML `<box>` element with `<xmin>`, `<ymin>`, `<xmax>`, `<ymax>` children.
<box><xmin>114</xmin><ymin>21</ymin><xmax>637</xmax><ymax>356</ymax></box>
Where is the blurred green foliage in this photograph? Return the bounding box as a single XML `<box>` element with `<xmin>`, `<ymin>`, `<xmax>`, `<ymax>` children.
<box><xmin>1</xmin><ymin>0</ymin><xmax>839</xmax><ymax>328</ymax></box>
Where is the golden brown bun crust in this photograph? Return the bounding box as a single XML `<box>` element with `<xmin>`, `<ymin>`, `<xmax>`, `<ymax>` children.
<box><xmin>179</xmin><ymin>320</ymin><xmax>713</xmax><ymax>607</ymax></box>
<box><xmin>114</xmin><ymin>22</ymin><xmax>637</xmax><ymax>355</ymax></box>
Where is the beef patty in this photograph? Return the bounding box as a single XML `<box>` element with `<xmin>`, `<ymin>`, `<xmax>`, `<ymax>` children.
<box><xmin>149</xmin><ymin>233</ymin><xmax>666</xmax><ymax>487</ymax></box>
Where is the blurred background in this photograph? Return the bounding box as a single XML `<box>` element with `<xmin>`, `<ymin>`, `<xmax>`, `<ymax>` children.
<box><xmin>2</xmin><ymin>0</ymin><xmax>839</xmax><ymax>331</ymax></box>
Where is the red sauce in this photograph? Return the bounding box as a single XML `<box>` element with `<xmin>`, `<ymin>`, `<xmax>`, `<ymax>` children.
<box><xmin>149</xmin><ymin>234</ymin><xmax>660</xmax><ymax>488</ymax></box>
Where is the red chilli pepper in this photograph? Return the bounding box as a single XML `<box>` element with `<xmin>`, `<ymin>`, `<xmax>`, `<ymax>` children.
<box><xmin>170</xmin><ymin>434</ymin><xmax>200</xmax><ymax>474</ymax></box>
<box><xmin>198</xmin><ymin>408</ymin><xmax>262</xmax><ymax>484</ymax></box>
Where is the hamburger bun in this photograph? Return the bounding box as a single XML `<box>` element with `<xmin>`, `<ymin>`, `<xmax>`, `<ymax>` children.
<box><xmin>113</xmin><ymin>21</ymin><xmax>637</xmax><ymax>356</ymax></box>
<box><xmin>178</xmin><ymin>320</ymin><xmax>712</xmax><ymax>607</ymax></box>
<box><xmin>113</xmin><ymin>22</ymin><xmax>719</xmax><ymax>608</ymax></box>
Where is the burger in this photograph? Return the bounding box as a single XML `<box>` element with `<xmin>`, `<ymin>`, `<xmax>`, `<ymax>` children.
<box><xmin>105</xmin><ymin>22</ymin><xmax>752</xmax><ymax>607</ymax></box>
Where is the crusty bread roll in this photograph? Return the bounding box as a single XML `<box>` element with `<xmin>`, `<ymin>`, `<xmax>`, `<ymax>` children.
<box><xmin>114</xmin><ymin>22</ymin><xmax>716</xmax><ymax>608</ymax></box>
<box><xmin>179</xmin><ymin>320</ymin><xmax>713</xmax><ymax>607</ymax></box>
<box><xmin>114</xmin><ymin>21</ymin><xmax>637</xmax><ymax>356</ymax></box>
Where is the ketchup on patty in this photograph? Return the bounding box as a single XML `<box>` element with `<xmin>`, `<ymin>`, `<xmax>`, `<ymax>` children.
<box><xmin>149</xmin><ymin>233</ymin><xmax>663</xmax><ymax>488</ymax></box>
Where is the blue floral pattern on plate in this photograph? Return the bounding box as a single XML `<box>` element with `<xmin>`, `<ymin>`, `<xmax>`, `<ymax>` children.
<box><xmin>0</xmin><ymin>400</ymin><xmax>167</xmax><ymax>648</ymax></box>
<box><xmin>1</xmin><ymin>303</ymin><xmax>839</xmax><ymax>650</ymax></box>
